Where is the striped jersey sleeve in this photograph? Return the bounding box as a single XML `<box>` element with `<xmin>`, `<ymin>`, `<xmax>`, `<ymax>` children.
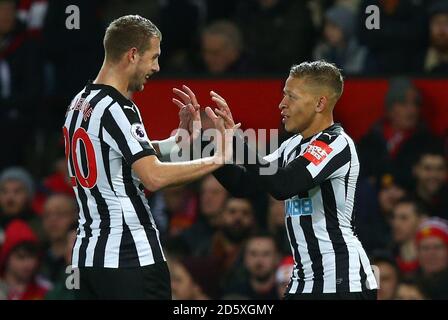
<box><xmin>235</xmin><ymin>132</ymin><xmax>351</xmax><ymax>200</ymax></box>
<box><xmin>101</xmin><ymin>103</ymin><xmax>156</xmax><ymax>165</ymax></box>
<box><xmin>262</xmin><ymin>134</ymin><xmax>299</xmax><ymax>164</ymax></box>
<box><xmin>299</xmin><ymin>133</ymin><xmax>351</xmax><ymax>186</ymax></box>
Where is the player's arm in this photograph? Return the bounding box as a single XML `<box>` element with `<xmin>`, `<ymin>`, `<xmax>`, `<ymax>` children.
<box><xmin>212</xmin><ymin>134</ymin><xmax>288</xmax><ymax>198</ymax></box>
<box><xmin>233</xmin><ymin>133</ymin><xmax>315</xmax><ymax>200</ymax></box>
<box><xmin>212</xmin><ymin>136</ymin><xmax>314</xmax><ymax>200</ymax></box>
<box><xmin>133</xmin><ymin>153</ymin><xmax>220</xmax><ymax>192</ymax></box>
<box><xmin>102</xmin><ymin>100</ymin><xmax>238</xmax><ymax>192</ymax></box>
<box><xmin>217</xmin><ymin>131</ymin><xmax>352</xmax><ymax>200</ymax></box>
<box><xmin>213</xmin><ymin>164</ymin><xmax>261</xmax><ymax>198</ymax></box>
<box><xmin>134</xmin><ymin>107</ymin><xmax>238</xmax><ymax>191</ymax></box>
<box><xmin>151</xmin><ymin>85</ymin><xmax>201</xmax><ymax>161</ymax></box>
<box><xmin>210</xmin><ymin>91</ymin><xmax>350</xmax><ymax>200</ymax></box>
<box><xmin>208</xmin><ymin>90</ymin><xmax>312</xmax><ymax>200</ymax></box>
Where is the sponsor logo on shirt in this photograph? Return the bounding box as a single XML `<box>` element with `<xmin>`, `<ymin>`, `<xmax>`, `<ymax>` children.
<box><xmin>285</xmin><ymin>197</ymin><xmax>313</xmax><ymax>216</ymax></box>
<box><xmin>303</xmin><ymin>140</ymin><xmax>333</xmax><ymax>165</ymax></box>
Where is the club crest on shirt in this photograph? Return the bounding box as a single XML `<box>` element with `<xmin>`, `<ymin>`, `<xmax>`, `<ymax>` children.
<box><xmin>303</xmin><ymin>140</ymin><xmax>333</xmax><ymax>165</ymax></box>
<box><xmin>131</xmin><ymin>123</ymin><xmax>148</xmax><ymax>142</ymax></box>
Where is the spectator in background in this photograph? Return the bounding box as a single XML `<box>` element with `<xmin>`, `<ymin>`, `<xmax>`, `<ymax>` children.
<box><xmin>169</xmin><ymin>256</ymin><xmax>221</xmax><ymax>300</ymax></box>
<box><xmin>210</xmin><ymin>197</ymin><xmax>257</xmax><ymax>277</ymax></box>
<box><xmin>423</xmin><ymin>1</ymin><xmax>448</xmax><ymax>74</ymax></box>
<box><xmin>39</xmin><ymin>194</ymin><xmax>77</xmax><ymax>284</ymax></box>
<box><xmin>313</xmin><ymin>4</ymin><xmax>369</xmax><ymax>74</ymax></box>
<box><xmin>42</xmin><ymin>155</ymin><xmax>73</xmax><ymax>197</ymax></box>
<box><xmin>147</xmin><ymin>191</ymin><xmax>169</xmax><ymax>240</ymax></box>
<box><xmin>337</xmin><ymin>0</ymin><xmax>361</xmax><ymax>11</ymax></box>
<box><xmin>356</xmin><ymin>174</ymin><xmax>405</xmax><ymax>253</ymax></box>
<box><xmin>235</xmin><ymin>0</ymin><xmax>315</xmax><ymax>73</ymax></box>
<box><xmin>370</xmin><ymin>251</ymin><xmax>399</xmax><ymax>300</ymax></box>
<box><xmin>358</xmin><ymin>77</ymin><xmax>434</xmax><ymax>189</ymax></box>
<box><xmin>412</xmin><ymin>148</ymin><xmax>448</xmax><ymax>219</ymax></box>
<box><xmin>198</xmin><ymin>20</ymin><xmax>255</xmax><ymax>75</ymax></box>
<box><xmin>0</xmin><ymin>167</ymin><xmax>44</xmax><ymax>243</ymax></box>
<box><xmin>204</xmin><ymin>0</ymin><xmax>240</xmax><ymax>23</ymax></box>
<box><xmin>100</xmin><ymin>0</ymin><xmax>160</xmax><ymax>26</ymax></box>
<box><xmin>41</xmin><ymin>0</ymin><xmax>103</xmax><ymax>123</ymax></box>
<box><xmin>45</xmin><ymin>227</ymin><xmax>79</xmax><ymax>300</ymax></box>
<box><xmin>222</xmin><ymin>232</ymin><xmax>280</xmax><ymax>300</ymax></box>
<box><xmin>174</xmin><ymin>175</ymin><xmax>228</xmax><ymax>257</ymax></box>
<box><xmin>307</xmin><ymin>0</ymin><xmax>362</xmax><ymax>29</ymax></box>
<box><xmin>158</xmin><ymin>0</ymin><xmax>200</xmax><ymax>73</ymax></box>
<box><xmin>275</xmin><ymin>255</ymin><xmax>294</xmax><ymax>299</ymax></box>
<box><xmin>395</xmin><ymin>278</ymin><xmax>427</xmax><ymax>300</ymax></box>
<box><xmin>25</xmin><ymin>136</ymin><xmax>74</xmax><ymax>216</ymax></box>
<box><xmin>0</xmin><ymin>220</ymin><xmax>50</xmax><ymax>300</ymax></box>
<box><xmin>391</xmin><ymin>198</ymin><xmax>428</xmax><ymax>275</ymax></box>
<box><xmin>161</xmin><ymin>184</ymin><xmax>198</xmax><ymax>237</ymax></box>
<box><xmin>31</xmin><ymin>149</ymin><xmax>75</xmax><ymax>216</ymax></box>
<box><xmin>267</xmin><ymin>195</ymin><xmax>289</xmax><ymax>256</ymax></box>
<box><xmin>16</xmin><ymin>0</ymin><xmax>48</xmax><ymax>36</ymax></box>
<box><xmin>0</xmin><ymin>0</ymin><xmax>43</xmax><ymax>169</ymax></box>
<box><xmin>416</xmin><ymin>217</ymin><xmax>448</xmax><ymax>276</ymax></box>
<box><xmin>358</xmin><ymin>0</ymin><xmax>426</xmax><ymax>74</ymax></box>
<box><xmin>415</xmin><ymin>217</ymin><xmax>448</xmax><ymax>299</ymax></box>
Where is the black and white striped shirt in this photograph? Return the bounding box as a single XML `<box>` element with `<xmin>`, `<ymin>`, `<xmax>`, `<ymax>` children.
<box><xmin>63</xmin><ymin>82</ymin><xmax>165</xmax><ymax>268</ymax></box>
<box><xmin>214</xmin><ymin>123</ymin><xmax>378</xmax><ymax>293</ymax></box>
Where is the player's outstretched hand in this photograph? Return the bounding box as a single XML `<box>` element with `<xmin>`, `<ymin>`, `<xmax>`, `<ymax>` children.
<box><xmin>205</xmin><ymin>106</ymin><xmax>240</xmax><ymax>163</ymax></box>
<box><xmin>210</xmin><ymin>91</ymin><xmax>236</xmax><ymax>129</ymax></box>
<box><xmin>172</xmin><ymin>85</ymin><xmax>201</xmax><ymax>142</ymax></box>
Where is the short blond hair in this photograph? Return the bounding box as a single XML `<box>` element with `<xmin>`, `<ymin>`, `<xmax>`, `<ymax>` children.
<box><xmin>104</xmin><ymin>15</ymin><xmax>162</xmax><ymax>62</ymax></box>
<box><xmin>290</xmin><ymin>61</ymin><xmax>344</xmax><ymax>101</ymax></box>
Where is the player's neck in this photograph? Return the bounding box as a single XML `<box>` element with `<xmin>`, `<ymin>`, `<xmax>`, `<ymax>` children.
<box><xmin>301</xmin><ymin>118</ymin><xmax>334</xmax><ymax>140</ymax></box>
<box><xmin>94</xmin><ymin>62</ymin><xmax>130</xmax><ymax>98</ymax></box>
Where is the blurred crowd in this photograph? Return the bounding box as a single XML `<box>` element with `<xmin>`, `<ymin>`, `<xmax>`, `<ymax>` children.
<box><xmin>0</xmin><ymin>0</ymin><xmax>448</xmax><ymax>300</ymax></box>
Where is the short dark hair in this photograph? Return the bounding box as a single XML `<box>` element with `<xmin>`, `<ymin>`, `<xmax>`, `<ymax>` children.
<box><xmin>289</xmin><ymin>60</ymin><xmax>344</xmax><ymax>102</ymax></box>
<box><xmin>414</xmin><ymin>141</ymin><xmax>446</xmax><ymax>165</ymax></box>
<box><xmin>10</xmin><ymin>242</ymin><xmax>40</xmax><ymax>258</ymax></box>
<box><xmin>103</xmin><ymin>15</ymin><xmax>161</xmax><ymax>62</ymax></box>
<box><xmin>370</xmin><ymin>250</ymin><xmax>398</xmax><ymax>270</ymax></box>
<box><xmin>224</xmin><ymin>197</ymin><xmax>255</xmax><ymax>213</ymax></box>
<box><xmin>244</xmin><ymin>231</ymin><xmax>278</xmax><ymax>252</ymax></box>
<box><xmin>394</xmin><ymin>196</ymin><xmax>428</xmax><ymax>217</ymax></box>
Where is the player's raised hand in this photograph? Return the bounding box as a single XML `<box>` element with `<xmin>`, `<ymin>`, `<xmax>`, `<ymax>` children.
<box><xmin>172</xmin><ymin>85</ymin><xmax>201</xmax><ymax>142</ymax></box>
<box><xmin>205</xmin><ymin>107</ymin><xmax>240</xmax><ymax>163</ymax></box>
<box><xmin>210</xmin><ymin>91</ymin><xmax>236</xmax><ymax>129</ymax></box>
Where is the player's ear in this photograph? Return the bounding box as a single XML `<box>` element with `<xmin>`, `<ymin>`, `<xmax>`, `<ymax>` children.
<box><xmin>128</xmin><ymin>47</ymin><xmax>139</xmax><ymax>63</ymax></box>
<box><xmin>315</xmin><ymin>96</ymin><xmax>327</xmax><ymax>113</ymax></box>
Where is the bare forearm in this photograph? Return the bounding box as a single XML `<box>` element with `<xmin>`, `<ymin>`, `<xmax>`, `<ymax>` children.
<box><xmin>155</xmin><ymin>157</ymin><xmax>223</xmax><ymax>188</ymax></box>
<box><xmin>132</xmin><ymin>155</ymin><xmax>223</xmax><ymax>191</ymax></box>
